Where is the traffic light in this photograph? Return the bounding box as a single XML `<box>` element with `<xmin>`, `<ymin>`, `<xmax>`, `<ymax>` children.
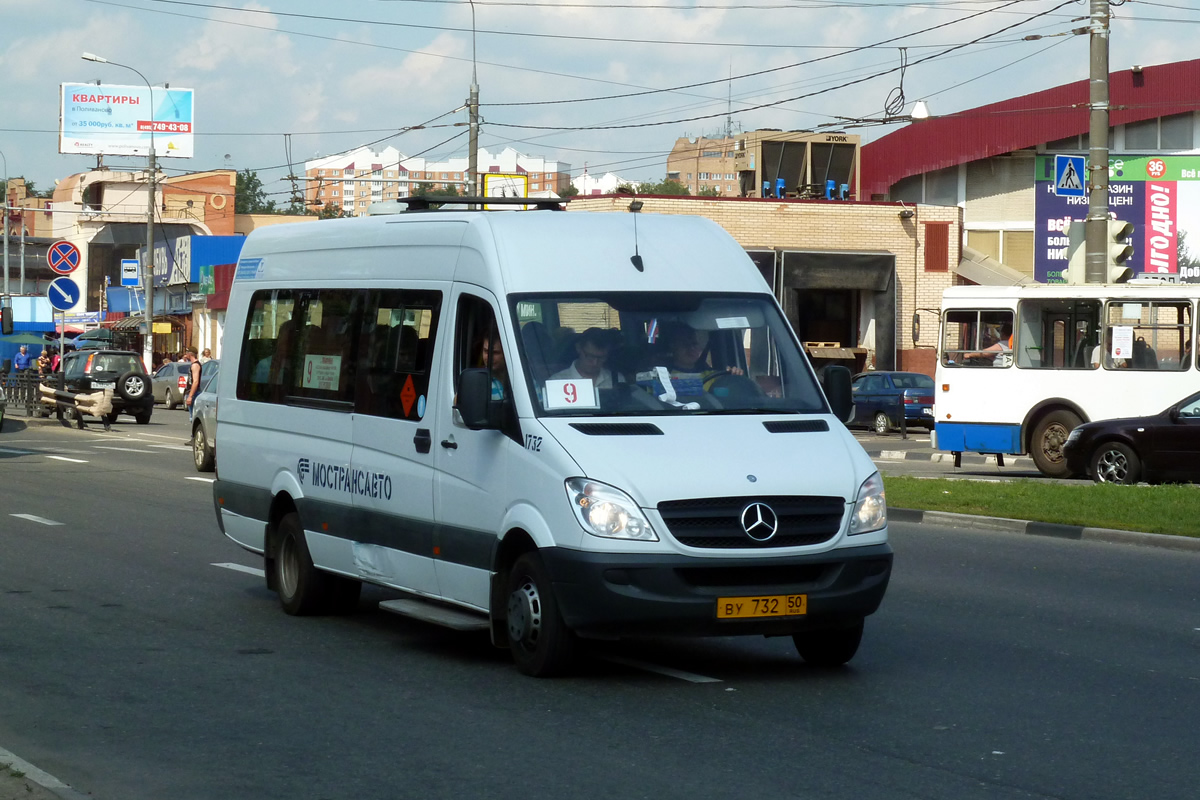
<box><xmin>1062</xmin><ymin>220</ymin><xmax>1086</xmax><ymax>284</ymax></box>
<box><xmin>0</xmin><ymin>303</ymin><xmax>12</xmax><ymax>335</ymax></box>
<box><xmin>1107</xmin><ymin>218</ymin><xmax>1134</xmax><ymax>283</ymax></box>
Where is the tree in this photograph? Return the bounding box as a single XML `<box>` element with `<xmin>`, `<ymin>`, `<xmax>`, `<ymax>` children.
<box><xmin>697</xmin><ymin>185</ymin><xmax>721</xmax><ymax>197</ymax></box>
<box><xmin>235</xmin><ymin>169</ymin><xmax>278</xmax><ymax>214</ymax></box>
<box><xmin>636</xmin><ymin>179</ymin><xmax>691</xmax><ymax>196</ymax></box>
<box><xmin>411</xmin><ymin>182</ymin><xmax>462</xmax><ymax>198</ymax></box>
<box><xmin>318</xmin><ymin>202</ymin><xmax>351</xmax><ymax>219</ymax></box>
<box><xmin>1178</xmin><ymin>229</ymin><xmax>1199</xmax><ymax>271</ymax></box>
<box><xmin>558</xmin><ymin>184</ymin><xmax>579</xmax><ymax>198</ymax></box>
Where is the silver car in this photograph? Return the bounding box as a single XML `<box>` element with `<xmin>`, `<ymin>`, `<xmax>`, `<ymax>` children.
<box><xmin>0</xmin><ymin>383</ymin><xmax>6</xmax><ymax>430</ymax></box>
<box><xmin>191</xmin><ymin>359</ymin><xmax>220</xmax><ymax>472</ymax></box>
<box><xmin>152</xmin><ymin>362</ymin><xmax>190</xmax><ymax>409</ymax></box>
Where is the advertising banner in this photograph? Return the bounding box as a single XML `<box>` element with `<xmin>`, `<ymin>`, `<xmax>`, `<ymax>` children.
<box><xmin>60</xmin><ymin>82</ymin><xmax>195</xmax><ymax>158</ymax></box>
<box><xmin>1034</xmin><ymin>155</ymin><xmax>1200</xmax><ymax>283</ymax></box>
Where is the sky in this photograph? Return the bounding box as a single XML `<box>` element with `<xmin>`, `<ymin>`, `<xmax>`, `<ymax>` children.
<box><xmin>2</xmin><ymin>0</ymin><xmax>1197</xmax><ymax>206</ymax></box>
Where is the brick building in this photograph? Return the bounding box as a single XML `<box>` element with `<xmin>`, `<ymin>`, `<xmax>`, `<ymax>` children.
<box><xmin>568</xmin><ymin>194</ymin><xmax>960</xmax><ymax>375</ymax></box>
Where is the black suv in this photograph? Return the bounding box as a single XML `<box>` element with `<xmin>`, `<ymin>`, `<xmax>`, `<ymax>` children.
<box><xmin>61</xmin><ymin>349</ymin><xmax>154</xmax><ymax>424</ymax></box>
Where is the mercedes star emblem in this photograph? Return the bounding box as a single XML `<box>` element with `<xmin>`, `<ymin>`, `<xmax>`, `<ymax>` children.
<box><xmin>740</xmin><ymin>502</ymin><xmax>779</xmax><ymax>541</ymax></box>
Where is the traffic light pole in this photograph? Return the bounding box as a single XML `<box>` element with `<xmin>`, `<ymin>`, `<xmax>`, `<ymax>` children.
<box><xmin>1085</xmin><ymin>0</ymin><xmax>1110</xmax><ymax>284</ymax></box>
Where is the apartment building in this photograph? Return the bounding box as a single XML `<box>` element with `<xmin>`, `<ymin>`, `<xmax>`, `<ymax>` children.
<box><xmin>665</xmin><ymin>136</ymin><xmax>738</xmax><ymax>195</ymax></box>
<box><xmin>305</xmin><ymin>145</ymin><xmax>571</xmax><ymax>215</ymax></box>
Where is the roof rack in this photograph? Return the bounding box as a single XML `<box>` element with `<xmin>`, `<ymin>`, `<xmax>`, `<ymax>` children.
<box><xmin>368</xmin><ymin>196</ymin><xmax>569</xmax><ymax>214</ymax></box>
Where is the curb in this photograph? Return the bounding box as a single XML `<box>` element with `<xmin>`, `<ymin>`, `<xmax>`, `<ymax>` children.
<box><xmin>888</xmin><ymin>507</ymin><xmax>1200</xmax><ymax>552</ymax></box>
<box><xmin>869</xmin><ymin>449</ymin><xmax>1035</xmax><ymax>467</ymax></box>
<box><xmin>0</xmin><ymin>746</ymin><xmax>90</xmax><ymax>800</ymax></box>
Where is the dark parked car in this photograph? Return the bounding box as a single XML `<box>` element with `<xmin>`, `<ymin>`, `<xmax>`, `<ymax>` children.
<box><xmin>1063</xmin><ymin>391</ymin><xmax>1200</xmax><ymax>484</ymax></box>
<box><xmin>61</xmin><ymin>349</ymin><xmax>154</xmax><ymax>425</ymax></box>
<box><xmin>850</xmin><ymin>371</ymin><xmax>935</xmax><ymax>433</ymax></box>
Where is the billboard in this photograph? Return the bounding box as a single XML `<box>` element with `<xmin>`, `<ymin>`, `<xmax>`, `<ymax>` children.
<box><xmin>1035</xmin><ymin>154</ymin><xmax>1200</xmax><ymax>284</ymax></box>
<box><xmin>60</xmin><ymin>82</ymin><xmax>194</xmax><ymax>158</ymax></box>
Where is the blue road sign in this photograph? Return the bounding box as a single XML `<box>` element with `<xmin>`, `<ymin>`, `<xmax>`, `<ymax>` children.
<box><xmin>47</xmin><ymin>240</ymin><xmax>82</xmax><ymax>275</ymax></box>
<box><xmin>1054</xmin><ymin>154</ymin><xmax>1086</xmax><ymax>197</ymax></box>
<box><xmin>48</xmin><ymin>276</ymin><xmax>82</xmax><ymax>311</ymax></box>
<box><xmin>121</xmin><ymin>258</ymin><xmax>141</xmax><ymax>287</ymax></box>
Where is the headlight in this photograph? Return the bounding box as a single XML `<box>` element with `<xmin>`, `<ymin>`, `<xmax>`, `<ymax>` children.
<box><xmin>1065</xmin><ymin>427</ymin><xmax>1082</xmax><ymax>444</ymax></box>
<box><xmin>849</xmin><ymin>472</ymin><xmax>887</xmax><ymax>535</ymax></box>
<box><xmin>565</xmin><ymin>478</ymin><xmax>658</xmax><ymax>541</ymax></box>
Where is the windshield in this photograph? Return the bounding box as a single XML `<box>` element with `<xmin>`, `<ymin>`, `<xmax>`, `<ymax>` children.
<box><xmin>511</xmin><ymin>292</ymin><xmax>827</xmax><ymax>417</ymax></box>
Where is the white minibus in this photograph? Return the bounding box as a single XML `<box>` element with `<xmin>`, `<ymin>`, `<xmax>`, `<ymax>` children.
<box><xmin>212</xmin><ymin>202</ymin><xmax>892</xmax><ymax>676</ymax></box>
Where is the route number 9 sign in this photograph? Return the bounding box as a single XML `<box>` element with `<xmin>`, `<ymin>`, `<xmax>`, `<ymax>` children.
<box><xmin>544</xmin><ymin>378</ymin><xmax>599</xmax><ymax>409</ymax></box>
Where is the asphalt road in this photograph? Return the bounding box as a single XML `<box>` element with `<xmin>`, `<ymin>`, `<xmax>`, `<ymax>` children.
<box><xmin>1</xmin><ymin>408</ymin><xmax>1197</xmax><ymax>799</ymax></box>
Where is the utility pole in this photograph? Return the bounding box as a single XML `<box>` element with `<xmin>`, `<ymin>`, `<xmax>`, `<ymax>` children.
<box><xmin>1084</xmin><ymin>0</ymin><xmax>1110</xmax><ymax>283</ymax></box>
<box><xmin>83</xmin><ymin>53</ymin><xmax>157</xmax><ymax>370</ymax></box>
<box><xmin>2</xmin><ymin>149</ymin><xmax>9</xmax><ymax>297</ymax></box>
<box><xmin>467</xmin><ymin>0</ymin><xmax>480</xmax><ymax>200</ymax></box>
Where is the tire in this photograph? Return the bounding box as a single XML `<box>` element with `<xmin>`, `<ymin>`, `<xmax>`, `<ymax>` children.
<box><xmin>274</xmin><ymin>512</ymin><xmax>361</xmax><ymax>616</ymax></box>
<box><xmin>793</xmin><ymin>620</ymin><xmax>864</xmax><ymax>668</ymax></box>
<box><xmin>117</xmin><ymin>371</ymin><xmax>149</xmax><ymax>403</ymax></box>
<box><xmin>1091</xmin><ymin>441</ymin><xmax>1140</xmax><ymax>485</ymax></box>
<box><xmin>1030</xmin><ymin>409</ymin><xmax>1080</xmax><ymax>478</ymax></box>
<box><xmin>103</xmin><ymin>412</ymin><xmax>119</xmax><ymax>426</ymax></box>
<box><xmin>873</xmin><ymin>411</ymin><xmax>890</xmax><ymax>435</ymax></box>
<box><xmin>135</xmin><ymin>410</ymin><xmax>152</xmax><ymax>425</ymax></box>
<box><xmin>192</xmin><ymin>423</ymin><xmax>214</xmax><ymax>472</ymax></box>
<box><xmin>506</xmin><ymin>552</ymin><xmax>575</xmax><ymax>677</ymax></box>
<box><xmin>166</xmin><ymin>389</ymin><xmax>178</xmax><ymax>410</ymax></box>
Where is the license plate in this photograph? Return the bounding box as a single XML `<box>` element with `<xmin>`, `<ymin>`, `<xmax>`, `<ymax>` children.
<box><xmin>922</xmin><ymin>407</ymin><xmax>933</xmax><ymax>416</ymax></box>
<box><xmin>716</xmin><ymin>594</ymin><xmax>807</xmax><ymax>619</ymax></box>
<box><xmin>93</xmin><ymin>382</ymin><xmax>115</xmax><ymax>389</ymax></box>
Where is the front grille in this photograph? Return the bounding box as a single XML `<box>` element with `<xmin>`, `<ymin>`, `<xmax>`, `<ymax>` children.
<box><xmin>657</xmin><ymin>495</ymin><xmax>845</xmax><ymax>549</ymax></box>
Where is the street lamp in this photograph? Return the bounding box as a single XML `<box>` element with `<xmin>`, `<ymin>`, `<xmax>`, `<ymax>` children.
<box><xmin>82</xmin><ymin>52</ymin><xmax>157</xmax><ymax>371</ymax></box>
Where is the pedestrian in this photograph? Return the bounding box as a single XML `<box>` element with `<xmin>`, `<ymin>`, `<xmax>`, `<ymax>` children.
<box><xmin>182</xmin><ymin>346</ymin><xmax>202</xmax><ymax>420</ymax></box>
<box><xmin>199</xmin><ymin>348</ymin><xmax>212</xmax><ymax>363</ymax></box>
<box><xmin>50</xmin><ymin>347</ymin><xmax>61</xmax><ymax>373</ymax></box>
<box><xmin>14</xmin><ymin>345</ymin><xmax>33</xmax><ymax>372</ymax></box>
<box><xmin>36</xmin><ymin>349</ymin><xmax>51</xmax><ymax>378</ymax></box>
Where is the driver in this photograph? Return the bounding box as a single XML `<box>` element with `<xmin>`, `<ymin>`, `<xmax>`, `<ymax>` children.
<box><xmin>662</xmin><ymin>322</ymin><xmax>743</xmax><ymax>389</ymax></box>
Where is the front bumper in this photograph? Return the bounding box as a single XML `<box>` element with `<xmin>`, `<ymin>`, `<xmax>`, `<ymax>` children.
<box><xmin>541</xmin><ymin>543</ymin><xmax>893</xmax><ymax>639</ymax></box>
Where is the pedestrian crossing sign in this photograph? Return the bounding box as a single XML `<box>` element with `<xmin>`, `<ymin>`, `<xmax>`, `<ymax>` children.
<box><xmin>1054</xmin><ymin>154</ymin><xmax>1086</xmax><ymax>197</ymax></box>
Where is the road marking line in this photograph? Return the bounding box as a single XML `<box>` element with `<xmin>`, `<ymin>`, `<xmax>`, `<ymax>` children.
<box><xmin>10</xmin><ymin>514</ymin><xmax>65</xmax><ymax>526</ymax></box>
<box><xmin>186</xmin><ymin>476</ymin><xmax>216</xmax><ymax>483</ymax></box>
<box><xmin>46</xmin><ymin>455</ymin><xmax>88</xmax><ymax>463</ymax></box>
<box><xmin>213</xmin><ymin>562</ymin><xmax>265</xmax><ymax>577</ymax></box>
<box><xmin>603</xmin><ymin>655</ymin><xmax>722</xmax><ymax>683</ymax></box>
<box><xmin>92</xmin><ymin>445</ymin><xmax>154</xmax><ymax>453</ymax></box>
<box><xmin>0</xmin><ymin>447</ymin><xmax>34</xmax><ymax>455</ymax></box>
<box><xmin>149</xmin><ymin>444</ymin><xmax>193</xmax><ymax>451</ymax></box>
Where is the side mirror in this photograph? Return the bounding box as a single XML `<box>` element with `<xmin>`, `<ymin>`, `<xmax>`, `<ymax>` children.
<box><xmin>1169</xmin><ymin>406</ymin><xmax>1181</xmax><ymax>423</ymax></box>
<box><xmin>456</xmin><ymin>368</ymin><xmax>498</xmax><ymax>430</ymax></box>
<box><xmin>821</xmin><ymin>365</ymin><xmax>853</xmax><ymax>423</ymax></box>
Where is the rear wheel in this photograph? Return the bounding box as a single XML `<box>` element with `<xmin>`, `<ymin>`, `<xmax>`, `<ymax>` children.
<box><xmin>117</xmin><ymin>371</ymin><xmax>149</xmax><ymax>403</ymax></box>
<box><xmin>274</xmin><ymin>512</ymin><xmax>361</xmax><ymax>616</ymax></box>
<box><xmin>135</xmin><ymin>410</ymin><xmax>152</xmax><ymax>425</ymax></box>
<box><xmin>793</xmin><ymin>620</ymin><xmax>864</xmax><ymax>667</ymax></box>
<box><xmin>1030</xmin><ymin>410</ymin><xmax>1080</xmax><ymax>478</ymax></box>
<box><xmin>873</xmin><ymin>412</ymin><xmax>890</xmax><ymax>434</ymax></box>
<box><xmin>1091</xmin><ymin>441</ymin><xmax>1140</xmax><ymax>484</ymax></box>
<box><xmin>166</xmin><ymin>389</ymin><xmax>178</xmax><ymax>410</ymax></box>
<box><xmin>192</xmin><ymin>423</ymin><xmax>214</xmax><ymax>472</ymax></box>
<box><xmin>506</xmin><ymin>552</ymin><xmax>575</xmax><ymax>677</ymax></box>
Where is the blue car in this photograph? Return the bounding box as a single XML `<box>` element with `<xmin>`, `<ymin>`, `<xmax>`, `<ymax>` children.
<box><xmin>850</xmin><ymin>371</ymin><xmax>935</xmax><ymax>433</ymax></box>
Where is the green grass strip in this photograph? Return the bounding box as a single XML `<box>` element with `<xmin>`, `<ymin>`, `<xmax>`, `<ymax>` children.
<box><xmin>883</xmin><ymin>476</ymin><xmax>1200</xmax><ymax>538</ymax></box>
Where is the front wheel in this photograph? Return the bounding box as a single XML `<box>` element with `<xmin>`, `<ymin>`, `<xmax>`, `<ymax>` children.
<box><xmin>506</xmin><ymin>552</ymin><xmax>575</xmax><ymax>677</ymax></box>
<box><xmin>135</xmin><ymin>410</ymin><xmax>152</xmax><ymax>425</ymax></box>
<box><xmin>1091</xmin><ymin>441</ymin><xmax>1140</xmax><ymax>484</ymax></box>
<box><xmin>873</xmin><ymin>412</ymin><xmax>890</xmax><ymax>434</ymax></box>
<box><xmin>793</xmin><ymin>621</ymin><xmax>864</xmax><ymax>667</ymax></box>
<box><xmin>1030</xmin><ymin>410</ymin><xmax>1081</xmax><ymax>478</ymax></box>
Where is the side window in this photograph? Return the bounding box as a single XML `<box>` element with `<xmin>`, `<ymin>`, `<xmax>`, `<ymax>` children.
<box><xmin>941</xmin><ymin>309</ymin><xmax>1014</xmax><ymax>367</ymax></box>
<box><xmin>1015</xmin><ymin>299</ymin><xmax>1100</xmax><ymax>369</ymax></box>
<box><xmin>454</xmin><ymin>294</ymin><xmax>507</xmax><ymax>401</ymax></box>
<box><xmin>237</xmin><ymin>288</ymin><xmax>361</xmax><ymax>407</ymax></box>
<box><xmin>356</xmin><ymin>289</ymin><xmax>442</xmax><ymax>420</ymax></box>
<box><xmin>1102</xmin><ymin>300</ymin><xmax>1191</xmax><ymax>371</ymax></box>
